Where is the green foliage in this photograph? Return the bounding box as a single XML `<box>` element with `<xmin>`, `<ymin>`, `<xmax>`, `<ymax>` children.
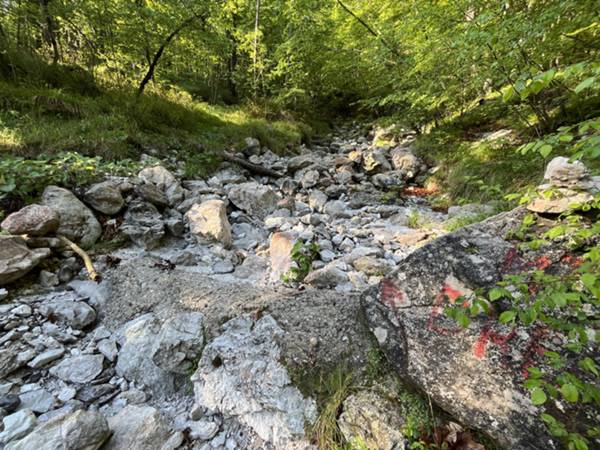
<box><xmin>282</xmin><ymin>239</ymin><xmax>320</xmax><ymax>283</ymax></box>
<box><xmin>445</xmin><ymin>197</ymin><xmax>600</xmax><ymax>450</ymax></box>
<box><xmin>0</xmin><ymin>152</ymin><xmax>138</xmax><ymax>202</ymax></box>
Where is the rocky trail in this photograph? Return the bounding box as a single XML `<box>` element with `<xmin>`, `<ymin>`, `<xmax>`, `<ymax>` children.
<box><xmin>0</xmin><ymin>124</ymin><xmax>598</xmax><ymax>450</ymax></box>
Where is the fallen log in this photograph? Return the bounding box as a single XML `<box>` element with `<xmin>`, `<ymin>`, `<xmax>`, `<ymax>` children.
<box><xmin>222</xmin><ymin>151</ymin><xmax>283</xmax><ymax>178</ymax></box>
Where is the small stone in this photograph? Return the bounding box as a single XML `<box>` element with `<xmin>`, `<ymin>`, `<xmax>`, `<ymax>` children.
<box><xmin>57</xmin><ymin>387</ymin><xmax>77</xmax><ymax>402</ymax></box>
<box><xmin>0</xmin><ymin>409</ymin><xmax>36</xmax><ymax>444</ymax></box>
<box><xmin>27</xmin><ymin>348</ymin><xmax>65</xmax><ymax>369</ymax></box>
<box><xmin>49</xmin><ymin>354</ymin><xmax>104</xmax><ymax>384</ymax></box>
<box><xmin>228</xmin><ymin>182</ymin><xmax>279</xmax><ymax>219</ymax></box>
<box><xmin>188</xmin><ymin>420</ymin><xmax>219</xmax><ymax>441</ymax></box>
<box><xmin>39</xmin><ymin>299</ymin><xmax>96</xmax><ymax>329</ymax></box>
<box><xmin>18</xmin><ymin>389</ymin><xmax>54</xmax><ymax>414</ymax></box>
<box><xmin>11</xmin><ymin>305</ymin><xmax>32</xmax><ymax>317</ymax></box>
<box><xmin>104</xmin><ymin>405</ymin><xmax>177</xmax><ymax>450</ymax></box>
<box><xmin>0</xmin><ymin>236</ymin><xmax>51</xmax><ymax>286</ymax></box>
<box><xmin>308</xmin><ymin>190</ymin><xmax>328</xmax><ymax>212</ymax></box>
<box><xmin>212</xmin><ymin>261</ymin><xmax>234</xmax><ymax>274</ymax></box>
<box><xmin>0</xmin><ymin>394</ymin><xmax>20</xmax><ymax>413</ymax></box>
<box><xmin>135</xmin><ymin>183</ymin><xmax>169</xmax><ymax>208</ymax></box>
<box><xmin>38</xmin><ymin>270</ymin><xmax>59</xmax><ymax>287</ymax></box>
<box><xmin>84</xmin><ymin>181</ymin><xmax>125</xmax><ymax>215</ymax></box>
<box><xmin>97</xmin><ymin>338</ymin><xmax>118</xmax><ymax>362</ymax></box>
<box><xmin>5</xmin><ymin>410</ymin><xmax>109</xmax><ymax>450</ymax></box>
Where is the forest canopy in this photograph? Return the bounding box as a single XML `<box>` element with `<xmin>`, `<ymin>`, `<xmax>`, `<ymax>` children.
<box><xmin>1</xmin><ymin>0</ymin><xmax>598</xmax><ymax>129</ymax></box>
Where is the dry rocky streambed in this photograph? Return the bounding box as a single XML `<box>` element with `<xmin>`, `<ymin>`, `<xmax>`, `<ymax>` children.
<box><xmin>0</xmin><ymin>125</ymin><xmax>598</xmax><ymax>449</ymax></box>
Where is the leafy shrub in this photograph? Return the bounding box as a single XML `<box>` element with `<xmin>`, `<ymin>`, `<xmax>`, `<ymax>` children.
<box><xmin>445</xmin><ymin>199</ymin><xmax>600</xmax><ymax>450</ymax></box>
<box><xmin>0</xmin><ymin>152</ymin><xmax>139</xmax><ymax>203</ymax></box>
<box><xmin>282</xmin><ymin>239</ymin><xmax>320</xmax><ymax>283</ymax></box>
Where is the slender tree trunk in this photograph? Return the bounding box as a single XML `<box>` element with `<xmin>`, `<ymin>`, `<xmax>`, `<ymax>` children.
<box><xmin>226</xmin><ymin>14</ymin><xmax>239</xmax><ymax>101</ymax></box>
<box><xmin>137</xmin><ymin>15</ymin><xmax>196</xmax><ymax>95</ymax></box>
<box><xmin>336</xmin><ymin>0</ymin><xmax>400</xmax><ymax>59</ymax></box>
<box><xmin>252</xmin><ymin>0</ymin><xmax>261</xmax><ymax>97</ymax></box>
<box><xmin>39</xmin><ymin>0</ymin><xmax>60</xmax><ymax>64</ymax></box>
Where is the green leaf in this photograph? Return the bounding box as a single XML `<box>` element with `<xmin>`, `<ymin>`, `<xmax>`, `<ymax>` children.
<box><xmin>499</xmin><ymin>310</ymin><xmax>516</xmax><ymax>323</ymax></box>
<box><xmin>539</xmin><ymin>144</ymin><xmax>553</xmax><ymax>158</ymax></box>
<box><xmin>488</xmin><ymin>288</ymin><xmax>507</xmax><ymax>301</ymax></box>
<box><xmin>531</xmin><ymin>387</ymin><xmax>547</xmax><ymax>405</ymax></box>
<box><xmin>560</xmin><ymin>383</ymin><xmax>579</xmax><ymax>403</ymax></box>
<box><xmin>574</xmin><ymin>77</ymin><xmax>596</xmax><ymax>94</ymax></box>
<box><xmin>502</xmin><ymin>85</ymin><xmax>515</xmax><ymax>102</ymax></box>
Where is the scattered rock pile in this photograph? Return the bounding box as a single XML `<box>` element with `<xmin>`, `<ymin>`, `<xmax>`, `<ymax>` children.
<box><xmin>1</xmin><ymin>122</ymin><xmax>597</xmax><ymax>450</ymax></box>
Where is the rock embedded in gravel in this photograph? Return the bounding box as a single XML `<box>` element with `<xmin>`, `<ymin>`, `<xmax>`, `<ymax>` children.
<box><xmin>49</xmin><ymin>354</ymin><xmax>104</xmax><ymax>384</ymax></box>
<box><xmin>228</xmin><ymin>182</ymin><xmax>278</xmax><ymax>219</ymax></box>
<box><xmin>18</xmin><ymin>389</ymin><xmax>54</xmax><ymax>414</ymax></box>
<box><xmin>5</xmin><ymin>410</ymin><xmax>109</xmax><ymax>450</ymax></box>
<box><xmin>27</xmin><ymin>348</ymin><xmax>65</xmax><ymax>369</ymax></box>
<box><xmin>0</xmin><ymin>236</ymin><xmax>51</xmax><ymax>286</ymax></box>
<box><xmin>0</xmin><ymin>409</ymin><xmax>36</xmax><ymax>445</ymax></box>
<box><xmin>121</xmin><ymin>201</ymin><xmax>165</xmax><ymax>249</ymax></box>
<box><xmin>1</xmin><ymin>204</ymin><xmax>59</xmax><ymax>237</ymax></box>
<box><xmin>389</xmin><ymin>147</ymin><xmax>422</xmax><ymax>179</ymax></box>
<box><xmin>152</xmin><ymin>312</ymin><xmax>204</xmax><ymax>374</ymax></box>
<box><xmin>362</xmin><ymin>148</ymin><xmax>391</xmax><ymax>173</ymax></box>
<box><xmin>338</xmin><ymin>389</ymin><xmax>407</xmax><ymax>450</ymax></box>
<box><xmin>185</xmin><ymin>200</ymin><xmax>232</xmax><ymax>248</ymax></box>
<box><xmin>41</xmin><ymin>186</ymin><xmax>102</xmax><ymax>249</ymax></box>
<box><xmin>0</xmin><ymin>394</ymin><xmax>20</xmax><ymax>413</ymax></box>
<box><xmin>104</xmin><ymin>405</ymin><xmax>178</xmax><ymax>450</ymax></box>
<box><xmin>83</xmin><ymin>181</ymin><xmax>125</xmax><ymax>215</ymax></box>
<box><xmin>192</xmin><ymin>315</ymin><xmax>317</xmax><ymax>449</ymax></box>
<box><xmin>135</xmin><ymin>183</ymin><xmax>170</xmax><ymax>208</ymax></box>
<box><xmin>38</xmin><ymin>297</ymin><xmax>96</xmax><ymax>329</ymax></box>
<box><xmin>138</xmin><ymin>165</ymin><xmax>184</xmax><ymax>207</ymax></box>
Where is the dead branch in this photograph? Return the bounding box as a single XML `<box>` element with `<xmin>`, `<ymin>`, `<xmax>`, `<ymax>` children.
<box><xmin>58</xmin><ymin>235</ymin><xmax>100</xmax><ymax>282</ymax></box>
<box><xmin>222</xmin><ymin>151</ymin><xmax>283</xmax><ymax>178</ymax></box>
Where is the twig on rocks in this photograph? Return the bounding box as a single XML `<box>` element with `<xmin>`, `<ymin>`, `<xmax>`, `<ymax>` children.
<box><xmin>58</xmin><ymin>235</ymin><xmax>100</xmax><ymax>282</ymax></box>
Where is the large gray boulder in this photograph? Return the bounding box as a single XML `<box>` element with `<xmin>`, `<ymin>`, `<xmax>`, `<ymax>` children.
<box><xmin>0</xmin><ymin>236</ymin><xmax>51</xmax><ymax>285</ymax></box>
<box><xmin>104</xmin><ymin>405</ymin><xmax>179</xmax><ymax>450</ymax></box>
<box><xmin>42</xmin><ymin>186</ymin><xmax>101</xmax><ymax>248</ymax></box>
<box><xmin>228</xmin><ymin>182</ymin><xmax>278</xmax><ymax>219</ymax></box>
<box><xmin>121</xmin><ymin>201</ymin><xmax>165</xmax><ymax>249</ymax></box>
<box><xmin>185</xmin><ymin>200</ymin><xmax>232</xmax><ymax>248</ymax></box>
<box><xmin>83</xmin><ymin>181</ymin><xmax>124</xmax><ymax>215</ymax></box>
<box><xmin>389</xmin><ymin>147</ymin><xmax>422</xmax><ymax>179</ymax></box>
<box><xmin>116</xmin><ymin>312</ymin><xmax>204</xmax><ymax>396</ymax></box>
<box><xmin>361</xmin><ymin>208</ymin><xmax>597</xmax><ymax>449</ymax></box>
<box><xmin>138</xmin><ymin>165</ymin><xmax>184</xmax><ymax>207</ymax></box>
<box><xmin>191</xmin><ymin>315</ymin><xmax>317</xmax><ymax>449</ymax></box>
<box><xmin>5</xmin><ymin>410</ymin><xmax>109</xmax><ymax>450</ymax></box>
<box><xmin>362</xmin><ymin>148</ymin><xmax>391</xmax><ymax>174</ymax></box>
<box><xmin>1</xmin><ymin>204</ymin><xmax>59</xmax><ymax>236</ymax></box>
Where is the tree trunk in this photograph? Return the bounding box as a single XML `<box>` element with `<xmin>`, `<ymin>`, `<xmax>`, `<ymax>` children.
<box><xmin>137</xmin><ymin>15</ymin><xmax>197</xmax><ymax>95</ymax></box>
<box><xmin>252</xmin><ymin>0</ymin><xmax>261</xmax><ymax>97</ymax></box>
<box><xmin>39</xmin><ymin>0</ymin><xmax>60</xmax><ymax>64</ymax></box>
<box><xmin>336</xmin><ymin>0</ymin><xmax>400</xmax><ymax>59</ymax></box>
